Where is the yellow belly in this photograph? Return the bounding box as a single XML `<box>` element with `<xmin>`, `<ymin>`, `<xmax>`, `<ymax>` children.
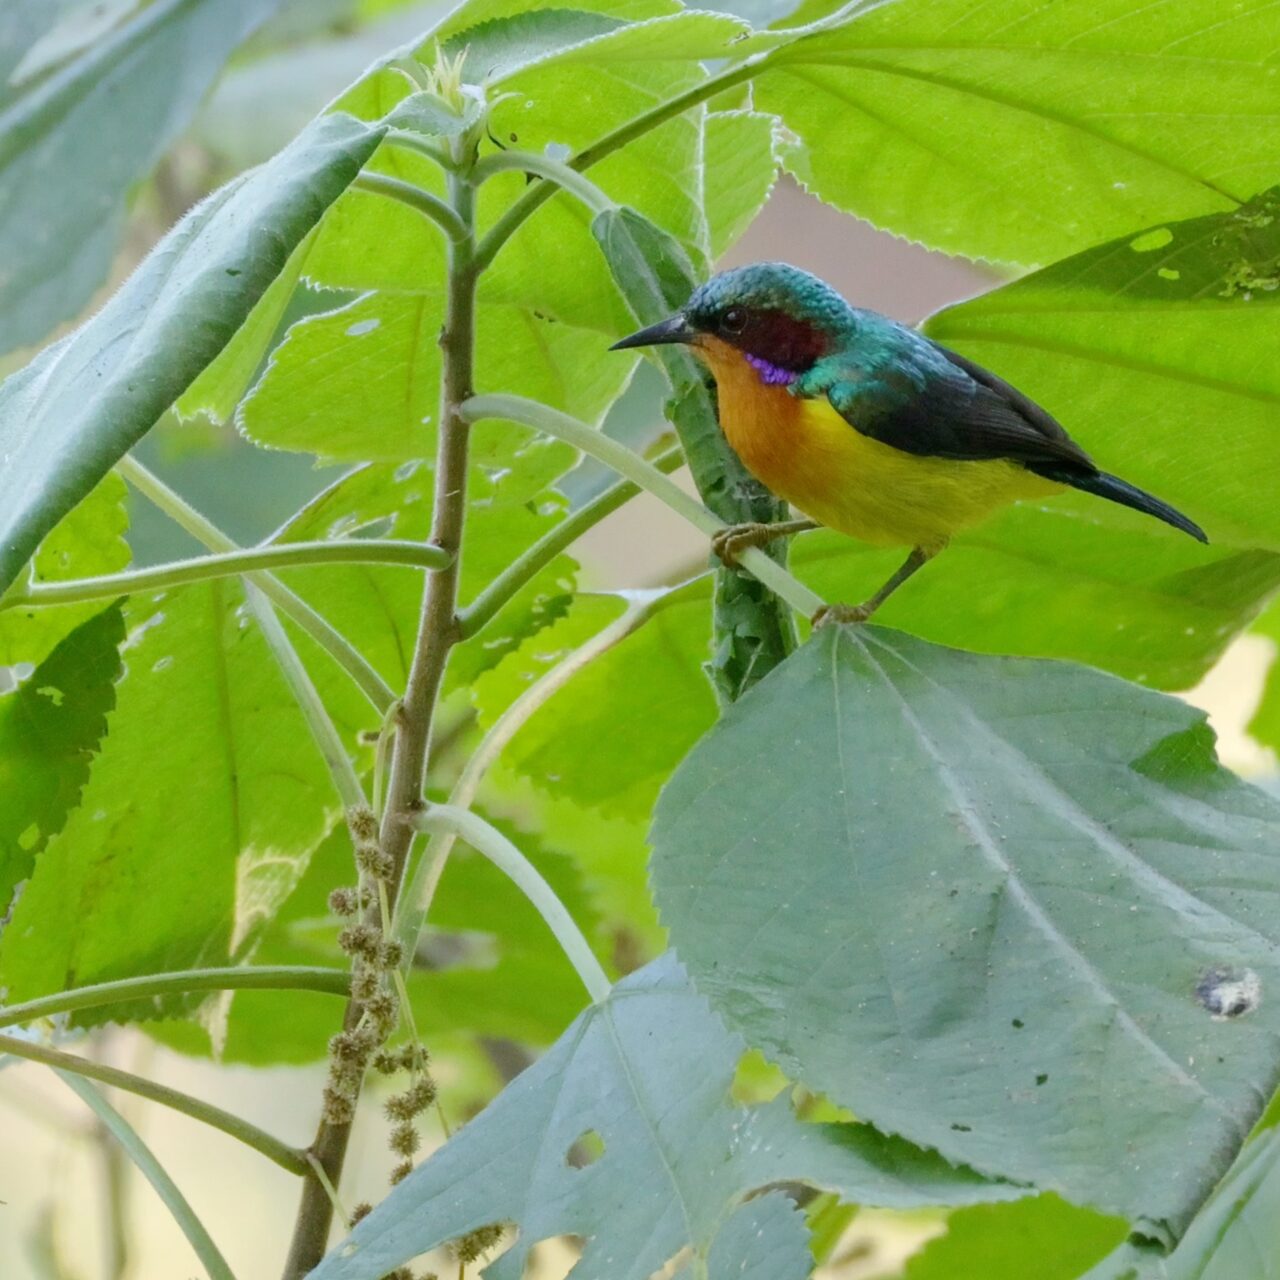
<box><xmin>698</xmin><ymin>339</ymin><xmax>1057</xmax><ymax>549</ymax></box>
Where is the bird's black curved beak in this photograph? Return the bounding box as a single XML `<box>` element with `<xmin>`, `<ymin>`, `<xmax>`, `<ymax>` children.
<box><xmin>609</xmin><ymin>313</ymin><xmax>694</xmax><ymax>351</ymax></box>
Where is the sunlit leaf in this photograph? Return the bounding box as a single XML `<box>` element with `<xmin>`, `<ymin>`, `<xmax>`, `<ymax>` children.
<box><xmin>0</xmin><ymin>583</ymin><xmax>338</xmax><ymax>1024</ymax></box>
<box><xmin>0</xmin><ymin>473</ymin><xmax>131</xmax><ymax>669</ymax></box>
<box><xmin>903</xmin><ymin>1195</ymin><xmax>1127</xmax><ymax>1280</ymax></box>
<box><xmin>651</xmin><ymin>627</ymin><xmax>1280</xmax><ymax>1239</ymax></box>
<box><xmin>759</xmin><ymin>0</ymin><xmax>1280</xmax><ymax>266</ymax></box>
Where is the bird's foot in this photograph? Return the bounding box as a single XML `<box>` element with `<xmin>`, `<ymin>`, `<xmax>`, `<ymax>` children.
<box><xmin>811</xmin><ymin>601</ymin><xmax>874</xmax><ymax>629</ymax></box>
<box><xmin>711</xmin><ymin>522</ymin><xmax>775</xmax><ymax>569</ymax></box>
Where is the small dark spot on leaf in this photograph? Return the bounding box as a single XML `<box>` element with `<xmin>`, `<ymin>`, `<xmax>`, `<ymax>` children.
<box><xmin>950</xmin><ymin>1123</ymin><xmax>971</xmax><ymax>1133</ymax></box>
<box><xmin>1011</xmin><ymin>1018</ymin><xmax>1024</xmax><ymax>1029</ymax></box>
<box><xmin>1035</xmin><ymin>1073</ymin><xmax>1048</xmax><ymax>1086</ymax></box>
<box><xmin>509</xmin><ymin>132</ymin><xmax>518</xmax><ymax>142</ymax></box>
<box><xmin>226</xmin><ymin>267</ymin><xmax>241</xmax><ymax>277</ymax></box>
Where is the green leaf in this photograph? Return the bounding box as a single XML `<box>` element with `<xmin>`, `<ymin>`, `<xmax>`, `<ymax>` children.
<box><xmin>0</xmin><ymin>110</ymin><xmax>384</xmax><ymax>601</ymax></box>
<box><xmin>265</xmin><ymin>433</ymin><xmax>578</xmax><ymax>700</ymax></box>
<box><xmin>903</xmin><ymin>1195</ymin><xmax>1127</xmax><ymax>1280</ymax></box>
<box><xmin>792</xmin><ymin>517</ymin><xmax>1280</xmax><ymax>691</ymax></box>
<box><xmin>758</xmin><ymin>0</ymin><xmax>1280</xmax><ymax>266</ymax></box>
<box><xmin>593</xmin><ymin>206</ymin><xmax>796</xmax><ymax>702</ymax></box>
<box><xmin>703</xmin><ymin>110</ymin><xmax>778</xmax><ymax>260</ymax></box>
<box><xmin>0</xmin><ymin>472</ymin><xmax>131</xmax><ymax>669</ymax></box>
<box><xmin>0</xmin><ymin>582</ymin><xmax>337</xmax><ymax>1023</ymax></box>
<box><xmin>240</xmin><ymin>287</ymin><xmax>627</xmax><ymax>461</ymax></box>
<box><xmin>473</xmin><ymin>583</ymin><xmax>717</xmax><ymax>819</ymax></box>
<box><xmin>0</xmin><ymin>0</ymin><xmax>282</xmax><ymax>356</ymax></box>
<box><xmin>181</xmin><ymin>805</ymin><xmax>603</xmax><ymax>1063</ymax></box>
<box><xmin>926</xmin><ymin>185</ymin><xmax>1280</xmax><ymax>552</ymax></box>
<box><xmin>0</xmin><ymin>604</ymin><xmax>124</xmax><ymax>915</ymax></box>
<box><xmin>676</xmin><ymin>1193</ymin><xmax>814</xmax><ymax>1280</ymax></box>
<box><xmin>310</xmin><ymin>953</ymin><xmax>1018</xmax><ymax>1280</ymax></box>
<box><xmin>651</xmin><ymin>627</ymin><xmax>1280</xmax><ymax>1239</ymax></box>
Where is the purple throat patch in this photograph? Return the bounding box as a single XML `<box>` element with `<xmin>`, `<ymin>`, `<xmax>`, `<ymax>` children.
<box><xmin>745</xmin><ymin>353</ymin><xmax>796</xmax><ymax>386</ymax></box>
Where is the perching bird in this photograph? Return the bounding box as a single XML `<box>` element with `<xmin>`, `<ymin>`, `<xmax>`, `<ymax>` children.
<box><xmin>611</xmin><ymin>263</ymin><xmax>1206</xmax><ymax>626</ymax></box>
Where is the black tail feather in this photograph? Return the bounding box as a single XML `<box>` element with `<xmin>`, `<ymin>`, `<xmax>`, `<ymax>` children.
<box><xmin>1030</xmin><ymin>465</ymin><xmax>1208</xmax><ymax>544</ymax></box>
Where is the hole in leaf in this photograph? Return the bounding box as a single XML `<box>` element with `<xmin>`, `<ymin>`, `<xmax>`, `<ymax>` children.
<box><xmin>565</xmin><ymin>1129</ymin><xmax>605</xmax><ymax>1168</ymax></box>
<box><xmin>522</xmin><ymin>1235</ymin><xmax>585</xmax><ymax>1280</ymax></box>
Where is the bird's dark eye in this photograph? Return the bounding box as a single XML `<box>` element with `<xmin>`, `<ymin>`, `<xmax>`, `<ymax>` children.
<box><xmin>720</xmin><ymin>307</ymin><xmax>747</xmax><ymax>335</ymax></box>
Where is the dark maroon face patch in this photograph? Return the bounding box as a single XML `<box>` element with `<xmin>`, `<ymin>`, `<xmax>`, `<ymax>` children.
<box><xmin>736</xmin><ymin>308</ymin><xmax>829</xmax><ymax>371</ymax></box>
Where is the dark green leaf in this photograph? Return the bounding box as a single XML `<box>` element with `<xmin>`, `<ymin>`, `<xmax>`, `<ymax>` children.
<box><xmin>0</xmin><ymin>605</ymin><xmax>124</xmax><ymax>914</ymax></box>
<box><xmin>0</xmin><ymin>110</ymin><xmax>384</xmax><ymax>601</ymax></box>
<box><xmin>651</xmin><ymin>628</ymin><xmax>1280</xmax><ymax>1239</ymax></box>
<box><xmin>759</xmin><ymin>0</ymin><xmax>1280</xmax><ymax>266</ymax></box>
<box><xmin>310</xmin><ymin>953</ymin><xmax>1018</xmax><ymax>1280</ymax></box>
<box><xmin>0</xmin><ymin>0</ymin><xmax>283</xmax><ymax>355</ymax></box>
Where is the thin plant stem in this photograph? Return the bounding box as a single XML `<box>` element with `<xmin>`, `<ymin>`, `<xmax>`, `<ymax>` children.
<box><xmin>472</xmin><ymin>149</ymin><xmax>615</xmax><ymax>215</ymax></box>
<box><xmin>245</xmin><ymin>586</ymin><xmax>367</xmax><ymax>812</ymax></box>
<box><xmin>412</xmin><ymin>805</ymin><xmax>611</xmax><ymax>1003</ymax></box>
<box><xmin>353</xmin><ymin>172</ymin><xmax>468</xmax><ymax>242</ymax></box>
<box><xmin>3</xmin><ymin>539</ymin><xmax>450</xmax><ymax>611</ymax></box>
<box><xmin>458</xmin><ymin>445</ymin><xmax>683</xmax><ymax>639</ymax></box>
<box><xmin>460</xmin><ymin>395</ymin><xmax>825</xmax><ymax>616</ymax></box>
<box><xmin>117</xmin><ymin>456</ymin><xmax>396</xmax><ymax>715</ymax></box>
<box><xmin>393</xmin><ymin>594</ymin><xmax>670</xmax><ymax>961</ymax></box>
<box><xmin>56</xmin><ymin>1072</ymin><xmax>239</xmax><ymax>1280</ymax></box>
<box><xmin>283</xmin><ymin>138</ymin><xmax>482</xmax><ymax>1280</ymax></box>
<box><xmin>0</xmin><ymin>966</ymin><xmax>351</xmax><ymax>1030</ymax></box>
<box><xmin>1</xmin><ymin>1035</ymin><xmax>309</xmax><ymax>1177</ymax></box>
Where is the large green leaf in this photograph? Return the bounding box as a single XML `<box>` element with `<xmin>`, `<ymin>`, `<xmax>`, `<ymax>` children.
<box><xmin>759</xmin><ymin>0</ymin><xmax>1280</xmax><ymax>266</ymax></box>
<box><xmin>0</xmin><ymin>0</ymin><xmax>283</xmax><ymax>356</ymax></box>
<box><xmin>0</xmin><ymin>605</ymin><xmax>124</xmax><ymax>915</ymax></box>
<box><xmin>0</xmin><ymin>109</ymin><xmax>383</xmax><ymax>600</ymax></box>
<box><xmin>0</xmin><ymin>583</ymin><xmax>337</xmax><ymax>1022</ymax></box>
<box><xmin>651</xmin><ymin>627</ymin><xmax>1280</xmax><ymax>1240</ymax></box>
<box><xmin>310</xmin><ymin>953</ymin><xmax>1018</xmax><ymax>1280</ymax></box>
<box><xmin>903</xmin><ymin>1195</ymin><xmax>1127</xmax><ymax>1280</ymax></box>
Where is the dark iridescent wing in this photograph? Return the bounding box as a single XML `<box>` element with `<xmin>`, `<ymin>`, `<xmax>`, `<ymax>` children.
<box><xmin>824</xmin><ymin>338</ymin><xmax>1095</xmax><ymax>473</ymax></box>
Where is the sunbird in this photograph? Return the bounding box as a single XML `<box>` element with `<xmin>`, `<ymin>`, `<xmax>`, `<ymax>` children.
<box><xmin>611</xmin><ymin>263</ymin><xmax>1206</xmax><ymax>625</ymax></box>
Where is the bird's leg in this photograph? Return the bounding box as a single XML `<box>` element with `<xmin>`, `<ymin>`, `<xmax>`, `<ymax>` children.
<box><xmin>711</xmin><ymin>519</ymin><xmax>818</xmax><ymax>568</ymax></box>
<box><xmin>812</xmin><ymin>541</ymin><xmax>947</xmax><ymax>628</ymax></box>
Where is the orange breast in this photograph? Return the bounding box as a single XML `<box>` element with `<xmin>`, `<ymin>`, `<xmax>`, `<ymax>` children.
<box><xmin>695</xmin><ymin>337</ymin><xmax>811</xmax><ymax>499</ymax></box>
